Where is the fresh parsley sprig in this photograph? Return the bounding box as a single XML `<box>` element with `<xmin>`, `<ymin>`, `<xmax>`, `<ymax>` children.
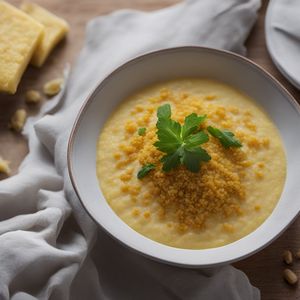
<box><xmin>154</xmin><ymin>104</ymin><xmax>211</xmax><ymax>173</ymax></box>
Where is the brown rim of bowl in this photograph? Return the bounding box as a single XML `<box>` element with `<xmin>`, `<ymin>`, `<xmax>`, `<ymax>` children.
<box><xmin>67</xmin><ymin>46</ymin><xmax>300</xmax><ymax>246</ymax></box>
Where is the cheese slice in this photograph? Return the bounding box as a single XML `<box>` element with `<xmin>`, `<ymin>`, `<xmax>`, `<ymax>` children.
<box><xmin>21</xmin><ymin>2</ymin><xmax>69</xmax><ymax>67</ymax></box>
<box><xmin>0</xmin><ymin>1</ymin><xmax>44</xmax><ymax>94</ymax></box>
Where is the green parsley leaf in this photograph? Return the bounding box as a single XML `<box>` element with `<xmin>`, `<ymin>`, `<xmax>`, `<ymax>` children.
<box><xmin>137</xmin><ymin>163</ymin><xmax>155</xmax><ymax>179</ymax></box>
<box><xmin>157</xmin><ymin>104</ymin><xmax>171</xmax><ymax>119</ymax></box>
<box><xmin>184</xmin><ymin>131</ymin><xmax>209</xmax><ymax>148</ymax></box>
<box><xmin>182</xmin><ymin>147</ymin><xmax>211</xmax><ymax>173</ymax></box>
<box><xmin>181</xmin><ymin>113</ymin><xmax>206</xmax><ymax>139</ymax></box>
<box><xmin>138</xmin><ymin>127</ymin><xmax>146</xmax><ymax>136</ymax></box>
<box><xmin>161</xmin><ymin>147</ymin><xmax>183</xmax><ymax>172</ymax></box>
<box><xmin>207</xmin><ymin>126</ymin><xmax>242</xmax><ymax>148</ymax></box>
<box><xmin>154</xmin><ymin>117</ymin><xmax>182</xmax><ymax>153</ymax></box>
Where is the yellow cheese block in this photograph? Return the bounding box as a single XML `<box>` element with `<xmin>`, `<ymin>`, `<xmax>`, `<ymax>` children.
<box><xmin>0</xmin><ymin>1</ymin><xmax>44</xmax><ymax>94</ymax></box>
<box><xmin>21</xmin><ymin>2</ymin><xmax>69</xmax><ymax>67</ymax></box>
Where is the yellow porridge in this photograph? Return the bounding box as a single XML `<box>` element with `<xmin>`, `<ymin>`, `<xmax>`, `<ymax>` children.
<box><xmin>96</xmin><ymin>79</ymin><xmax>286</xmax><ymax>249</ymax></box>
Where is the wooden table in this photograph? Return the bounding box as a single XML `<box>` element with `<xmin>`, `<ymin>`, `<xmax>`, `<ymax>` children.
<box><xmin>1</xmin><ymin>0</ymin><xmax>300</xmax><ymax>299</ymax></box>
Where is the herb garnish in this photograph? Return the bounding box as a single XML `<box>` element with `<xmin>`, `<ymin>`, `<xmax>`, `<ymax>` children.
<box><xmin>154</xmin><ymin>104</ymin><xmax>211</xmax><ymax>173</ymax></box>
<box><xmin>137</xmin><ymin>104</ymin><xmax>243</xmax><ymax>179</ymax></box>
<box><xmin>137</xmin><ymin>163</ymin><xmax>155</xmax><ymax>179</ymax></box>
<box><xmin>138</xmin><ymin>127</ymin><xmax>146</xmax><ymax>136</ymax></box>
<box><xmin>207</xmin><ymin>126</ymin><xmax>242</xmax><ymax>148</ymax></box>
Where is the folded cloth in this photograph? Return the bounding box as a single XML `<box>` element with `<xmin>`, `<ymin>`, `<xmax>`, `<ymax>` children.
<box><xmin>0</xmin><ymin>0</ymin><xmax>261</xmax><ymax>299</ymax></box>
<box><xmin>266</xmin><ymin>0</ymin><xmax>300</xmax><ymax>88</ymax></box>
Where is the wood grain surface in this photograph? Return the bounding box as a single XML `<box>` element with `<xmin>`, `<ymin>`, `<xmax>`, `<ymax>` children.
<box><xmin>1</xmin><ymin>0</ymin><xmax>300</xmax><ymax>299</ymax></box>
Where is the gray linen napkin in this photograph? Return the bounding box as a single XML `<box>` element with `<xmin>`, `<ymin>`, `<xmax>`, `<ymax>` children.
<box><xmin>0</xmin><ymin>0</ymin><xmax>261</xmax><ymax>299</ymax></box>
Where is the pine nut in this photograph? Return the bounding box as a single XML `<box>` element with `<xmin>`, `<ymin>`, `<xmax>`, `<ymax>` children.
<box><xmin>9</xmin><ymin>109</ymin><xmax>27</xmax><ymax>132</ymax></box>
<box><xmin>43</xmin><ymin>78</ymin><xmax>64</xmax><ymax>96</ymax></box>
<box><xmin>25</xmin><ymin>89</ymin><xmax>41</xmax><ymax>104</ymax></box>
<box><xmin>283</xmin><ymin>250</ymin><xmax>293</xmax><ymax>265</ymax></box>
<box><xmin>0</xmin><ymin>156</ymin><xmax>10</xmax><ymax>175</ymax></box>
<box><xmin>283</xmin><ymin>269</ymin><xmax>298</xmax><ymax>285</ymax></box>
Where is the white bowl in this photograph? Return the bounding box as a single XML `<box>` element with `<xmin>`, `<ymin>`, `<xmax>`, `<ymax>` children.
<box><xmin>68</xmin><ymin>47</ymin><xmax>300</xmax><ymax>267</ymax></box>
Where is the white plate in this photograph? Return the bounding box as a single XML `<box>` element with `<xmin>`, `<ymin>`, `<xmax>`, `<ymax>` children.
<box><xmin>265</xmin><ymin>0</ymin><xmax>300</xmax><ymax>89</ymax></box>
<box><xmin>68</xmin><ymin>47</ymin><xmax>300</xmax><ymax>267</ymax></box>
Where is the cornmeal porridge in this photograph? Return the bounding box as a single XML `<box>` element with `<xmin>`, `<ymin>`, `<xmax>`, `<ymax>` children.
<box><xmin>96</xmin><ymin>79</ymin><xmax>286</xmax><ymax>249</ymax></box>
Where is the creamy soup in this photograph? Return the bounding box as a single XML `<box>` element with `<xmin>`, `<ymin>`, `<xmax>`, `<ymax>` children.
<box><xmin>96</xmin><ymin>79</ymin><xmax>286</xmax><ymax>249</ymax></box>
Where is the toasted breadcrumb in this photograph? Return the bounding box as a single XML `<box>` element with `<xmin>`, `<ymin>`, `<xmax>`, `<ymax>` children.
<box><xmin>255</xmin><ymin>171</ymin><xmax>264</xmax><ymax>179</ymax></box>
<box><xmin>205</xmin><ymin>94</ymin><xmax>216</xmax><ymax>101</ymax></box>
<box><xmin>223</xmin><ymin>223</ymin><xmax>235</xmax><ymax>233</ymax></box>
<box><xmin>254</xmin><ymin>204</ymin><xmax>261</xmax><ymax>211</ymax></box>
<box><xmin>143</xmin><ymin>211</ymin><xmax>151</xmax><ymax>219</ymax></box>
